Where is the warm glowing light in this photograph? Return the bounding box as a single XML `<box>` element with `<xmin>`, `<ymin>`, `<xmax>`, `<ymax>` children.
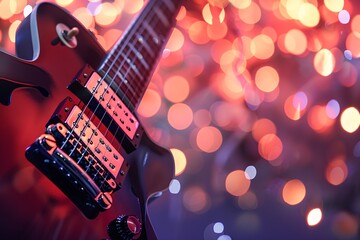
<box><xmin>10</xmin><ymin>0</ymin><xmax>27</xmax><ymax>14</ymax></box>
<box><xmin>168</xmin><ymin>103</ymin><xmax>193</xmax><ymax>130</ymax></box>
<box><xmin>324</xmin><ymin>0</ymin><xmax>344</xmax><ymax>13</ymax></box>
<box><xmin>284</xmin><ymin>94</ymin><xmax>305</xmax><ymax>121</ymax></box>
<box><xmin>103</xmin><ymin>29</ymin><xmax>122</xmax><ymax>51</ymax></box>
<box><xmin>284</xmin><ymin>29</ymin><xmax>307</xmax><ymax>55</ymax></box>
<box><xmin>95</xmin><ymin>3</ymin><xmax>120</xmax><ymax>26</ymax></box>
<box><xmin>238</xmin><ymin>2</ymin><xmax>262</xmax><ymax>25</ymax></box>
<box><xmin>189</xmin><ymin>21</ymin><xmax>210</xmax><ymax>45</ymax></box>
<box><xmin>307</xmin><ymin>208</ymin><xmax>322</xmax><ymax>226</ymax></box>
<box><xmin>73</xmin><ymin>7</ymin><xmax>95</xmax><ymax>29</ymax></box>
<box><xmin>219</xmin><ymin>50</ymin><xmax>237</xmax><ymax>73</ymax></box>
<box><xmin>307</xmin><ymin>105</ymin><xmax>335</xmax><ymax>133</ymax></box>
<box><xmin>250</xmin><ymin>34</ymin><xmax>275</xmax><ymax>60</ymax></box>
<box><xmin>55</xmin><ymin>0</ymin><xmax>74</xmax><ymax>7</ymax></box>
<box><xmin>137</xmin><ymin>89</ymin><xmax>162</xmax><ymax>118</ymax></box>
<box><xmin>215</xmin><ymin>73</ymin><xmax>244</xmax><ymax>101</ymax></box>
<box><xmin>252</xmin><ymin>118</ymin><xmax>277</xmax><ymax>142</ymax></box>
<box><xmin>196</xmin><ymin>126</ymin><xmax>222</xmax><ymax>153</ymax></box>
<box><xmin>340</xmin><ymin>107</ymin><xmax>360</xmax><ymax>133</ymax></box>
<box><xmin>8</xmin><ymin>20</ymin><xmax>21</xmax><ymax>43</ymax></box>
<box><xmin>166</xmin><ymin>28</ymin><xmax>185</xmax><ymax>52</ymax></box>
<box><xmin>0</xmin><ymin>0</ymin><xmax>14</xmax><ymax>20</ymax></box>
<box><xmin>164</xmin><ymin>75</ymin><xmax>190</xmax><ymax>103</ymax></box>
<box><xmin>255</xmin><ymin>66</ymin><xmax>279</xmax><ymax>93</ymax></box>
<box><xmin>225</xmin><ymin>170</ymin><xmax>251</xmax><ymax>197</ymax></box>
<box><xmin>207</xmin><ymin>22</ymin><xmax>228</xmax><ymax>40</ymax></box>
<box><xmin>258</xmin><ymin>134</ymin><xmax>283</xmax><ymax>161</ymax></box>
<box><xmin>285</xmin><ymin>0</ymin><xmax>305</xmax><ymax>20</ymax></box>
<box><xmin>170</xmin><ymin>148</ymin><xmax>187</xmax><ymax>176</ymax></box>
<box><xmin>313</xmin><ymin>49</ymin><xmax>335</xmax><ymax>77</ymax></box>
<box><xmin>202</xmin><ymin>3</ymin><xmax>225</xmax><ymax>25</ymax></box>
<box><xmin>282</xmin><ymin>179</ymin><xmax>306</xmax><ymax>205</ymax></box>
<box><xmin>123</xmin><ymin>0</ymin><xmax>144</xmax><ymax>14</ymax></box>
<box><xmin>230</xmin><ymin>0</ymin><xmax>251</xmax><ymax>9</ymax></box>
<box><xmin>346</xmin><ymin>33</ymin><xmax>360</xmax><ymax>58</ymax></box>
<box><xmin>325</xmin><ymin>157</ymin><xmax>348</xmax><ymax>186</ymax></box>
<box><xmin>183</xmin><ymin>186</ymin><xmax>209</xmax><ymax>213</ymax></box>
<box><xmin>210</xmin><ymin>39</ymin><xmax>233</xmax><ymax>63</ymax></box>
<box><xmin>351</xmin><ymin>15</ymin><xmax>360</xmax><ymax>38</ymax></box>
<box><xmin>298</xmin><ymin>3</ymin><xmax>320</xmax><ymax>27</ymax></box>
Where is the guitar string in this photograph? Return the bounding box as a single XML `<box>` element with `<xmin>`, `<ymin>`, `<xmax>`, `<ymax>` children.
<box><xmin>59</xmin><ymin>1</ymin><xmax>156</xmax><ymax>177</ymax></box>
<box><xmin>61</xmin><ymin>0</ymin><xmax>167</xmax><ymax>189</ymax></box>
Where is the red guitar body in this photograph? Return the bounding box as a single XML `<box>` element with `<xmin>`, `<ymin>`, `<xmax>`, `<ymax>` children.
<box><xmin>0</xmin><ymin>2</ymin><xmax>175</xmax><ymax>239</ymax></box>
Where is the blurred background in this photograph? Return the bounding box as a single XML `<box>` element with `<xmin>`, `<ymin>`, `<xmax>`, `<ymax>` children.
<box><xmin>1</xmin><ymin>0</ymin><xmax>360</xmax><ymax>239</ymax></box>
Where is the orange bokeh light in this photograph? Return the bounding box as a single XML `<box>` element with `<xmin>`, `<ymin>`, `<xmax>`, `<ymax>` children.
<box><xmin>225</xmin><ymin>170</ymin><xmax>251</xmax><ymax>197</ymax></box>
<box><xmin>313</xmin><ymin>49</ymin><xmax>335</xmax><ymax>77</ymax></box>
<box><xmin>73</xmin><ymin>7</ymin><xmax>95</xmax><ymax>29</ymax></box>
<box><xmin>252</xmin><ymin>118</ymin><xmax>277</xmax><ymax>142</ymax></box>
<box><xmin>282</xmin><ymin>179</ymin><xmax>306</xmax><ymax>205</ymax></box>
<box><xmin>250</xmin><ymin>34</ymin><xmax>275</xmax><ymax>60</ymax></box>
<box><xmin>255</xmin><ymin>66</ymin><xmax>279</xmax><ymax>93</ymax></box>
<box><xmin>170</xmin><ymin>148</ymin><xmax>187</xmax><ymax>176</ymax></box>
<box><xmin>163</xmin><ymin>75</ymin><xmax>190</xmax><ymax>103</ymax></box>
<box><xmin>258</xmin><ymin>133</ymin><xmax>283</xmax><ymax>161</ymax></box>
<box><xmin>284</xmin><ymin>29</ymin><xmax>307</xmax><ymax>55</ymax></box>
<box><xmin>307</xmin><ymin>105</ymin><xmax>335</xmax><ymax>133</ymax></box>
<box><xmin>196</xmin><ymin>126</ymin><xmax>222</xmax><ymax>153</ymax></box>
<box><xmin>325</xmin><ymin>157</ymin><xmax>348</xmax><ymax>186</ymax></box>
<box><xmin>166</xmin><ymin>28</ymin><xmax>185</xmax><ymax>52</ymax></box>
<box><xmin>188</xmin><ymin>21</ymin><xmax>210</xmax><ymax>45</ymax></box>
<box><xmin>168</xmin><ymin>103</ymin><xmax>193</xmax><ymax>130</ymax></box>
<box><xmin>137</xmin><ymin>89</ymin><xmax>162</xmax><ymax>118</ymax></box>
<box><xmin>340</xmin><ymin>107</ymin><xmax>360</xmax><ymax>133</ymax></box>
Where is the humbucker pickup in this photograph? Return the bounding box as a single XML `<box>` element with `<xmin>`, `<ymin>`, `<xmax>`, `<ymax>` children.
<box><xmin>68</xmin><ymin>65</ymin><xmax>143</xmax><ymax>154</ymax></box>
<box><xmin>26</xmin><ymin>104</ymin><xmax>129</xmax><ymax>219</ymax></box>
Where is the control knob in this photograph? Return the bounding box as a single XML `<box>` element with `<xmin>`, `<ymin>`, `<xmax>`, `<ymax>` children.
<box><xmin>107</xmin><ymin>215</ymin><xmax>142</xmax><ymax>240</ymax></box>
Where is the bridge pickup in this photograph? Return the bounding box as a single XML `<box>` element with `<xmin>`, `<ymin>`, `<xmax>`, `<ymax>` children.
<box><xmin>64</xmin><ymin>105</ymin><xmax>124</xmax><ymax>178</ymax></box>
<box><xmin>26</xmin><ymin>104</ymin><xmax>130</xmax><ymax>219</ymax></box>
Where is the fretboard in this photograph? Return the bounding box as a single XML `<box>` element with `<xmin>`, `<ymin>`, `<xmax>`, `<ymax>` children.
<box><xmin>99</xmin><ymin>0</ymin><xmax>183</xmax><ymax>112</ymax></box>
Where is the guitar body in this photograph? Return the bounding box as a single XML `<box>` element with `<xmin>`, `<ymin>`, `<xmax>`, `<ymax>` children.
<box><xmin>0</xmin><ymin>2</ymin><xmax>174</xmax><ymax>240</ymax></box>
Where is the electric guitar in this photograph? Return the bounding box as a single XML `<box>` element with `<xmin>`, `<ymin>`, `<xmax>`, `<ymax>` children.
<box><xmin>0</xmin><ymin>0</ymin><xmax>182</xmax><ymax>239</ymax></box>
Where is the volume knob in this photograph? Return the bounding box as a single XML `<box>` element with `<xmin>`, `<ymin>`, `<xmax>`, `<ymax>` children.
<box><xmin>107</xmin><ymin>215</ymin><xmax>142</xmax><ymax>240</ymax></box>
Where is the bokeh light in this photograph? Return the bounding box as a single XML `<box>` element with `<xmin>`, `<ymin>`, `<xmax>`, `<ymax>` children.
<box><xmin>168</xmin><ymin>103</ymin><xmax>193</xmax><ymax>130</ymax></box>
<box><xmin>196</xmin><ymin>126</ymin><xmax>223</xmax><ymax>153</ymax></box>
<box><xmin>225</xmin><ymin>170</ymin><xmax>251</xmax><ymax>197</ymax></box>
<box><xmin>340</xmin><ymin>107</ymin><xmax>360</xmax><ymax>133</ymax></box>
<box><xmin>325</xmin><ymin>156</ymin><xmax>348</xmax><ymax>186</ymax></box>
<box><xmin>307</xmin><ymin>208</ymin><xmax>323</xmax><ymax>226</ymax></box>
<box><xmin>170</xmin><ymin>148</ymin><xmax>187</xmax><ymax>176</ymax></box>
<box><xmin>282</xmin><ymin>179</ymin><xmax>306</xmax><ymax>205</ymax></box>
<box><xmin>258</xmin><ymin>134</ymin><xmax>283</xmax><ymax>161</ymax></box>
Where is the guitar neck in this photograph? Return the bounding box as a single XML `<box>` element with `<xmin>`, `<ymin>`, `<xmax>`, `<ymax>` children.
<box><xmin>99</xmin><ymin>0</ymin><xmax>183</xmax><ymax>112</ymax></box>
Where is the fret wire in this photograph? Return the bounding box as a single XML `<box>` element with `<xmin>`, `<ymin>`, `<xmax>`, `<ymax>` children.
<box><xmin>110</xmin><ymin>8</ymin><xmax>163</xmax><ymax>107</ymax></box>
<box><xmin>101</xmin><ymin>0</ymin><xmax>182</xmax><ymax>110</ymax></box>
<box><xmin>61</xmin><ymin>0</ymin><xmax>182</xmax><ymax>169</ymax></box>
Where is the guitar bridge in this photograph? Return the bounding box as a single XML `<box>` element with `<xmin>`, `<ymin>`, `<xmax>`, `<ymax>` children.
<box><xmin>26</xmin><ymin>105</ymin><xmax>129</xmax><ymax>219</ymax></box>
